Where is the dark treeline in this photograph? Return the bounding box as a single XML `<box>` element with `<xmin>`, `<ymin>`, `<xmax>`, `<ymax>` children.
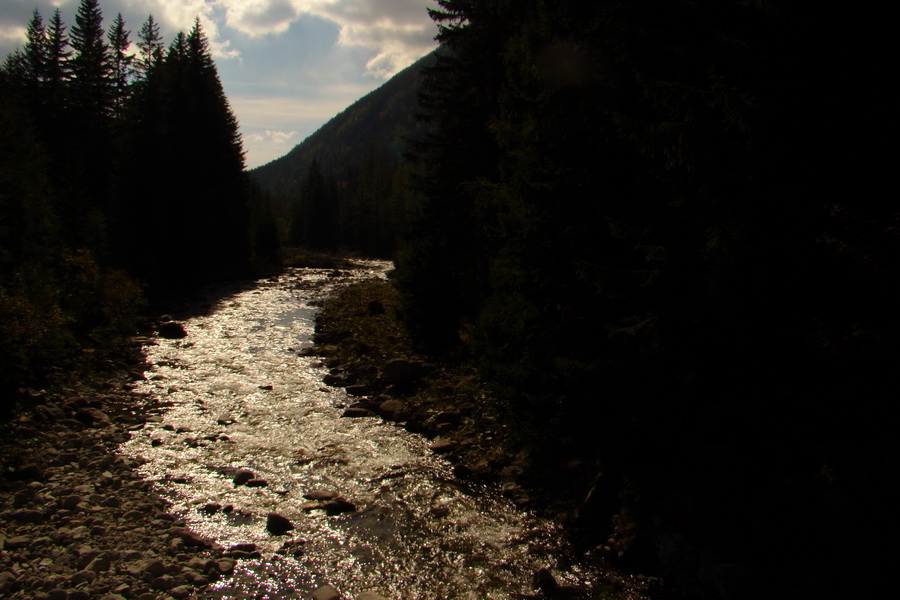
<box><xmin>285</xmin><ymin>149</ymin><xmax>416</xmax><ymax>257</ymax></box>
<box><xmin>0</xmin><ymin>0</ymin><xmax>278</xmax><ymax>395</ymax></box>
<box><xmin>396</xmin><ymin>1</ymin><xmax>892</xmax><ymax>598</ymax></box>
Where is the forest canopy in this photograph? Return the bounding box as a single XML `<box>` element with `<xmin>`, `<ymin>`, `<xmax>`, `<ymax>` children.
<box><xmin>0</xmin><ymin>0</ymin><xmax>277</xmax><ymax>396</ymax></box>
<box><xmin>393</xmin><ymin>1</ymin><xmax>895</xmax><ymax>597</ymax></box>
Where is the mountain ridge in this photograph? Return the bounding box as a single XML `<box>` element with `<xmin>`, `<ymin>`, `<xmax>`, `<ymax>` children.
<box><xmin>250</xmin><ymin>51</ymin><xmax>435</xmax><ymax>211</ymax></box>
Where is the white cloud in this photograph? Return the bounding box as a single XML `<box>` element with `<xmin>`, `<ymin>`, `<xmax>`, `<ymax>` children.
<box><xmin>218</xmin><ymin>0</ymin><xmax>435</xmax><ymax>77</ymax></box>
<box><xmin>309</xmin><ymin>0</ymin><xmax>435</xmax><ymax>77</ymax></box>
<box><xmin>248</xmin><ymin>129</ymin><xmax>299</xmax><ymax>144</ymax></box>
<box><xmin>0</xmin><ymin>23</ymin><xmax>25</xmax><ymax>48</ymax></box>
<box><xmin>129</xmin><ymin>0</ymin><xmax>240</xmax><ymax>59</ymax></box>
<box><xmin>1</xmin><ymin>1</ymin><xmax>437</xmax><ymax>167</ymax></box>
<box><xmin>218</xmin><ymin>0</ymin><xmax>299</xmax><ymax>37</ymax></box>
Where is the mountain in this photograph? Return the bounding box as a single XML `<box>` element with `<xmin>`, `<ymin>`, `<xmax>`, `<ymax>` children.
<box><xmin>250</xmin><ymin>51</ymin><xmax>435</xmax><ymax>213</ymax></box>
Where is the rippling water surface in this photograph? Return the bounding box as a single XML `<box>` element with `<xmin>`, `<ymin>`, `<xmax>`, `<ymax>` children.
<box><xmin>120</xmin><ymin>261</ymin><xmax>616</xmax><ymax>599</ymax></box>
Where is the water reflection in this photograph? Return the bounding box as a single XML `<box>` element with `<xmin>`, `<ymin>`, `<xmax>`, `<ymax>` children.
<box><xmin>120</xmin><ymin>261</ymin><xmax>608</xmax><ymax>599</ymax></box>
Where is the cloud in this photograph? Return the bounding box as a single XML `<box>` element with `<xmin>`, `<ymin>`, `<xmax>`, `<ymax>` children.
<box><xmin>139</xmin><ymin>0</ymin><xmax>241</xmax><ymax>59</ymax></box>
<box><xmin>218</xmin><ymin>0</ymin><xmax>299</xmax><ymax>37</ymax></box>
<box><xmin>310</xmin><ymin>0</ymin><xmax>435</xmax><ymax>77</ymax></box>
<box><xmin>0</xmin><ymin>23</ymin><xmax>25</xmax><ymax>48</ymax></box>
<box><xmin>0</xmin><ymin>1</ymin><xmax>437</xmax><ymax>168</ymax></box>
<box><xmin>248</xmin><ymin>129</ymin><xmax>299</xmax><ymax>144</ymax></box>
<box><xmin>218</xmin><ymin>0</ymin><xmax>435</xmax><ymax>77</ymax></box>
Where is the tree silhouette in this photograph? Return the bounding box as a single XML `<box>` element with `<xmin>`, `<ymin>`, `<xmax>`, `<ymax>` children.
<box><xmin>107</xmin><ymin>13</ymin><xmax>133</xmax><ymax>118</ymax></box>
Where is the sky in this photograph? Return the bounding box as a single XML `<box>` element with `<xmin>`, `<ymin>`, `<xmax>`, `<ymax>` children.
<box><xmin>0</xmin><ymin>0</ymin><xmax>438</xmax><ymax>168</ymax></box>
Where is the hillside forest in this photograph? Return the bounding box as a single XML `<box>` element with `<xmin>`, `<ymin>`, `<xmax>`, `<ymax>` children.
<box><xmin>387</xmin><ymin>2</ymin><xmax>895</xmax><ymax>599</ymax></box>
<box><xmin>0</xmin><ymin>1</ymin><xmax>278</xmax><ymax>391</ymax></box>
<box><xmin>1</xmin><ymin>0</ymin><xmax>895</xmax><ymax>598</ymax></box>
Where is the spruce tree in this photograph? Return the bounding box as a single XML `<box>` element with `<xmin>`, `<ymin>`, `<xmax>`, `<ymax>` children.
<box><xmin>107</xmin><ymin>13</ymin><xmax>133</xmax><ymax>118</ymax></box>
<box><xmin>23</xmin><ymin>10</ymin><xmax>47</xmax><ymax>85</ymax></box>
<box><xmin>396</xmin><ymin>0</ymin><xmax>506</xmax><ymax>351</ymax></box>
<box><xmin>114</xmin><ymin>19</ymin><xmax>250</xmax><ymax>286</ymax></box>
<box><xmin>69</xmin><ymin>0</ymin><xmax>111</xmax><ymax>118</ymax></box>
<box><xmin>134</xmin><ymin>15</ymin><xmax>163</xmax><ymax>81</ymax></box>
<box><xmin>45</xmin><ymin>9</ymin><xmax>72</xmax><ymax>98</ymax></box>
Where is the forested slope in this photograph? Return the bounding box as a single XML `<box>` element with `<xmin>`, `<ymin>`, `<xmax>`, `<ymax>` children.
<box><xmin>252</xmin><ymin>54</ymin><xmax>431</xmax><ymax>200</ymax></box>
<box><xmin>0</xmin><ymin>1</ymin><xmax>277</xmax><ymax>399</ymax></box>
<box><xmin>392</xmin><ymin>2</ymin><xmax>894</xmax><ymax>599</ymax></box>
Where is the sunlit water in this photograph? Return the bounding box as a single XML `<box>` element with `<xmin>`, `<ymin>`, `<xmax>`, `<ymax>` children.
<box><xmin>120</xmin><ymin>261</ymin><xmax>616</xmax><ymax>599</ymax></box>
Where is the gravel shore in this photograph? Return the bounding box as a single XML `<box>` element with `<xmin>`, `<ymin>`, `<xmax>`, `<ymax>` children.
<box><xmin>0</xmin><ymin>345</ymin><xmax>231</xmax><ymax>600</ymax></box>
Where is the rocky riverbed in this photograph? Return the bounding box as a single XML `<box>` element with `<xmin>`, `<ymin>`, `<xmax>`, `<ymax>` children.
<box><xmin>0</xmin><ymin>345</ymin><xmax>394</xmax><ymax>600</ymax></box>
<box><xmin>1</xmin><ymin>263</ymin><xmax>652</xmax><ymax>600</ymax></box>
<box><xmin>0</xmin><ymin>350</ymin><xmax>237</xmax><ymax>600</ymax></box>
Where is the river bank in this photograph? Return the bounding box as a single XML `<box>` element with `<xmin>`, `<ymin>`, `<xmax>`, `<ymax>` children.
<box><xmin>1</xmin><ymin>263</ymin><xmax>653</xmax><ymax>600</ymax></box>
<box><xmin>311</xmin><ymin>277</ymin><xmax>658</xmax><ymax>599</ymax></box>
<box><xmin>0</xmin><ymin>342</ymin><xmax>233</xmax><ymax>600</ymax></box>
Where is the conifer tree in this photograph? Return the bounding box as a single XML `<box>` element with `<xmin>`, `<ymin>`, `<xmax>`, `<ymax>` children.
<box><xmin>396</xmin><ymin>0</ymin><xmax>506</xmax><ymax>351</ymax></box>
<box><xmin>45</xmin><ymin>9</ymin><xmax>72</xmax><ymax>96</ymax></box>
<box><xmin>23</xmin><ymin>10</ymin><xmax>47</xmax><ymax>85</ymax></box>
<box><xmin>114</xmin><ymin>18</ymin><xmax>251</xmax><ymax>286</ymax></box>
<box><xmin>107</xmin><ymin>13</ymin><xmax>133</xmax><ymax>118</ymax></box>
<box><xmin>69</xmin><ymin>0</ymin><xmax>111</xmax><ymax>117</ymax></box>
<box><xmin>134</xmin><ymin>15</ymin><xmax>163</xmax><ymax>81</ymax></box>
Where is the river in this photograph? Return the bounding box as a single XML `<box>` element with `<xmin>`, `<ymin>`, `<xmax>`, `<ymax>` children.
<box><xmin>119</xmin><ymin>261</ymin><xmax>637</xmax><ymax>600</ymax></box>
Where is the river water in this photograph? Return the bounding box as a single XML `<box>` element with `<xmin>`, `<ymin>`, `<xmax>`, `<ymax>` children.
<box><xmin>119</xmin><ymin>261</ymin><xmax>634</xmax><ymax>600</ymax></box>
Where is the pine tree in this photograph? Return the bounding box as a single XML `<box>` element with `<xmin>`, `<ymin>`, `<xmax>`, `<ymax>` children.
<box><xmin>23</xmin><ymin>10</ymin><xmax>47</xmax><ymax>85</ymax></box>
<box><xmin>107</xmin><ymin>13</ymin><xmax>133</xmax><ymax>118</ymax></box>
<box><xmin>113</xmin><ymin>19</ymin><xmax>251</xmax><ymax>286</ymax></box>
<box><xmin>69</xmin><ymin>0</ymin><xmax>111</xmax><ymax>118</ymax></box>
<box><xmin>45</xmin><ymin>9</ymin><xmax>72</xmax><ymax>97</ymax></box>
<box><xmin>396</xmin><ymin>0</ymin><xmax>507</xmax><ymax>351</ymax></box>
<box><xmin>134</xmin><ymin>15</ymin><xmax>163</xmax><ymax>81</ymax></box>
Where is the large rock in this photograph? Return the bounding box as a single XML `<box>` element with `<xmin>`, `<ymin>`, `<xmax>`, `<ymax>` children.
<box><xmin>158</xmin><ymin>321</ymin><xmax>188</xmax><ymax>339</ymax></box>
<box><xmin>377</xmin><ymin>399</ymin><xmax>408</xmax><ymax>421</ymax></box>
<box><xmin>232</xmin><ymin>469</ymin><xmax>255</xmax><ymax>486</ymax></box>
<box><xmin>380</xmin><ymin>358</ymin><xmax>432</xmax><ymax>386</ymax></box>
<box><xmin>311</xmin><ymin>584</ymin><xmax>342</xmax><ymax>600</ymax></box>
<box><xmin>341</xmin><ymin>407</ymin><xmax>375</xmax><ymax>418</ymax></box>
<box><xmin>429</xmin><ymin>438</ymin><xmax>457</xmax><ymax>454</ymax></box>
<box><xmin>323</xmin><ymin>500</ymin><xmax>356</xmax><ymax>516</ymax></box>
<box><xmin>266</xmin><ymin>513</ymin><xmax>295</xmax><ymax>535</ymax></box>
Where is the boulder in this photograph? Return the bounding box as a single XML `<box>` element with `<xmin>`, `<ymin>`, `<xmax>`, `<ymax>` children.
<box><xmin>323</xmin><ymin>373</ymin><xmax>348</xmax><ymax>387</ymax></box>
<box><xmin>341</xmin><ymin>407</ymin><xmax>375</xmax><ymax>418</ymax></box>
<box><xmin>232</xmin><ymin>469</ymin><xmax>255</xmax><ymax>486</ymax></box>
<box><xmin>303</xmin><ymin>490</ymin><xmax>339</xmax><ymax>501</ymax></box>
<box><xmin>429</xmin><ymin>439</ymin><xmax>457</xmax><ymax>454</ymax></box>
<box><xmin>380</xmin><ymin>358</ymin><xmax>432</xmax><ymax>386</ymax></box>
<box><xmin>216</xmin><ymin>558</ymin><xmax>236</xmax><ymax>574</ymax></box>
<box><xmin>170</xmin><ymin>527</ymin><xmax>211</xmax><ymax>548</ymax></box>
<box><xmin>266</xmin><ymin>513</ymin><xmax>295</xmax><ymax>535</ymax></box>
<box><xmin>377</xmin><ymin>399</ymin><xmax>408</xmax><ymax>421</ymax></box>
<box><xmin>158</xmin><ymin>321</ymin><xmax>188</xmax><ymax>339</ymax></box>
<box><xmin>345</xmin><ymin>384</ymin><xmax>370</xmax><ymax>397</ymax></box>
<box><xmin>8</xmin><ymin>509</ymin><xmax>45</xmax><ymax>523</ymax></box>
<box><xmin>200</xmin><ymin>503</ymin><xmax>221</xmax><ymax>515</ymax></box>
<box><xmin>311</xmin><ymin>584</ymin><xmax>342</xmax><ymax>600</ymax></box>
<box><xmin>323</xmin><ymin>500</ymin><xmax>356</xmax><ymax>516</ymax></box>
<box><xmin>76</xmin><ymin>407</ymin><xmax>112</xmax><ymax>427</ymax></box>
<box><xmin>0</xmin><ymin>572</ymin><xmax>17</xmax><ymax>594</ymax></box>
